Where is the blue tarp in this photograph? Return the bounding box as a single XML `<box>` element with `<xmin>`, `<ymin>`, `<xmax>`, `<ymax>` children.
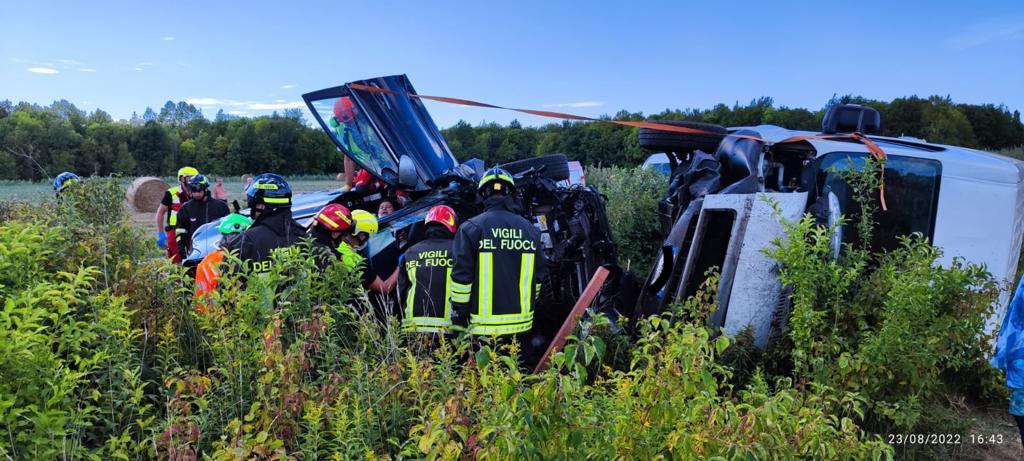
<box><xmin>992</xmin><ymin>274</ymin><xmax>1024</xmax><ymax>389</ymax></box>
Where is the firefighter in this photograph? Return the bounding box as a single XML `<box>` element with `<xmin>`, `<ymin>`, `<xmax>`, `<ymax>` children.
<box><xmin>450</xmin><ymin>167</ymin><xmax>547</xmax><ymax>345</ymax></box>
<box><xmin>156</xmin><ymin>166</ymin><xmax>198</xmax><ymax>263</ymax></box>
<box><xmin>223</xmin><ymin>173</ymin><xmax>307</xmax><ymax>274</ymax></box>
<box><xmin>175</xmin><ymin>174</ymin><xmax>230</xmax><ymax>259</ymax></box>
<box><xmin>340</xmin><ymin>209</ymin><xmax>378</xmax><ymax>274</ymax></box>
<box><xmin>397</xmin><ymin>205</ymin><xmax>458</xmax><ymax>334</ymax></box>
<box><xmin>53</xmin><ymin>172</ymin><xmax>80</xmax><ymax>197</ymax></box>
<box><xmin>307</xmin><ymin>203</ymin><xmax>355</xmax><ymax>267</ymax></box>
<box><xmin>194</xmin><ymin>213</ymin><xmax>253</xmax><ymax>310</ymax></box>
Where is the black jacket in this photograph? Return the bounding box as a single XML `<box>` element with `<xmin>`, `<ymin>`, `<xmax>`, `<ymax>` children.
<box><xmin>224</xmin><ymin>209</ymin><xmax>307</xmax><ymax>274</ymax></box>
<box><xmin>175</xmin><ymin>197</ymin><xmax>230</xmax><ymax>255</ymax></box>
<box><xmin>398</xmin><ymin>229</ymin><xmax>455</xmax><ymax>331</ymax></box>
<box><xmin>450</xmin><ymin>198</ymin><xmax>546</xmax><ymax>332</ymax></box>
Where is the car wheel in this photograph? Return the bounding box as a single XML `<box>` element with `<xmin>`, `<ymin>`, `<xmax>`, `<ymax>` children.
<box><xmin>638</xmin><ymin>120</ymin><xmax>727</xmax><ymax>154</ymax></box>
<box><xmin>502</xmin><ymin>154</ymin><xmax>571</xmax><ymax>182</ymax></box>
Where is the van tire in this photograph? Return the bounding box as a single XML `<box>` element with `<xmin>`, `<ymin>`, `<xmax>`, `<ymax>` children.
<box><xmin>638</xmin><ymin>120</ymin><xmax>727</xmax><ymax>153</ymax></box>
<box><xmin>502</xmin><ymin>154</ymin><xmax>571</xmax><ymax>182</ymax></box>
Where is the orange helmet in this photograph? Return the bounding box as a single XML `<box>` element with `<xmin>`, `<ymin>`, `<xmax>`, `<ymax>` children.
<box><xmin>314</xmin><ymin>203</ymin><xmax>353</xmax><ymax>232</ymax></box>
<box><xmin>425</xmin><ymin>205</ymin><xmax>457</xmax><ymax>234</ymax></box>
<box><xmin>333</xmin><ymin>96</ymin><xmax>356</xmax><ymax>123</ymax></box>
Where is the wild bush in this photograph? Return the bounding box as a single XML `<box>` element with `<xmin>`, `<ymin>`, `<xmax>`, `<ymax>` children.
<box><xmin>587</xmin><ymin>165</ymin><xmax>666</xmax><ymax>276</ymax></box>
<box><xmin>764</xmin><ymin>158</ymin><xmax>1001</xmax><ymax>432</ymax></box>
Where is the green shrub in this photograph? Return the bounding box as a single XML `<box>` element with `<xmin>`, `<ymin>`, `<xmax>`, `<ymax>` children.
<box><xmin>587</xmin><ymin>165</ymin><xmax>666</xmax><ymax>276</ymax></box>
<box><xmin>764</xmin><ymin>159</ymin><xmax>1001</xmax><ymax>432</ymax></box>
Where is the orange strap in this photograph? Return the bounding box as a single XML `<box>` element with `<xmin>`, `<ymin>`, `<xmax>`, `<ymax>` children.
<box><xmin>349</xmin><ymin>83</ymin><xmax>888</xmax><ymax>210</ymax></box>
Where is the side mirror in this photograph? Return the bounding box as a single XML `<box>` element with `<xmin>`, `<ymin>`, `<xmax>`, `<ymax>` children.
<box><xmin>398</xmin><ymin>155</ymin><xmax>418</xmax><ymax>188</ymax></box>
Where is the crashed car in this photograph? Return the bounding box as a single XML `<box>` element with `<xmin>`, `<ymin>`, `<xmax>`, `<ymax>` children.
<box><xmin>634</xmin><ymin>104</ymin><xmax>1024</xmax><ymax>347</ymax></box>
<box><xmin>185</xmin><ymin>74</ymin><xmax>625</xmax><ymax>345</ymax></box>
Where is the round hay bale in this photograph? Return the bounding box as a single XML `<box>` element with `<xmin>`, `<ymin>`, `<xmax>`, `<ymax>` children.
<box><xmin>127</xmin><ymin>177</ymin><xmax>170</xmax><ymax>213</ymax></box>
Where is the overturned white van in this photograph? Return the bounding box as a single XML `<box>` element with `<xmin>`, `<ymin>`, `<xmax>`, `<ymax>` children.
<box><xmin>634</xmin><ymin>104</ymin><xmax>1024</xmax><ymax>346</ymax></box>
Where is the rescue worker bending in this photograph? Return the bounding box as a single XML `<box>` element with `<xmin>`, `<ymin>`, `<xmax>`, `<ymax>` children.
<box><xmin>450</xmin><ymin>167</ymin><xmax>546</xmax><ymax>338</ymax></box>
<box><xmin>398</xmin><ymin>205</ymin><xmax>458</xmax><ymax>334</ymax></box>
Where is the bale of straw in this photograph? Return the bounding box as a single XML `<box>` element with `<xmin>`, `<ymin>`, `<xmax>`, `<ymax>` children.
<box><xmin>127</xmin><ymin>177</ymin><xmax>169</xmax><ymax>213</ymax></box>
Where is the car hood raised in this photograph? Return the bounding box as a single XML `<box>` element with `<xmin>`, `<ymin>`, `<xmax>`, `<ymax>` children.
<box><xmin>303</xmin><ymin>75</ymin><xmax>459</xmax><ymax>188</ymax></box>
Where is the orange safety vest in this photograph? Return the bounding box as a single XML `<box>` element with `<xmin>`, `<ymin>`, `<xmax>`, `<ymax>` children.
<box><xmin>194</xmin><ymin>249</ymin><xmax>224</xmax><ymax>313</ymax></box>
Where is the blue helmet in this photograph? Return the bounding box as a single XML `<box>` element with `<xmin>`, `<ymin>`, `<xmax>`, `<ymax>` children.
<box><xmin>188</xmin><ymin>174</ymin><xmax>211</xmax><ymax>191</ymax></box>
<box><xmin>245</xmin><ymin>173</ymin><xmax>292</xmax><ymax>208</ymax></box>
<box><xmin>53</xmin><ymin>172</ymin><xmax>80</xmax><ymax>193</ymax></box>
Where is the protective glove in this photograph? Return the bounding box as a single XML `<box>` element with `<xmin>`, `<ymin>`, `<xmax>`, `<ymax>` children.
<box><xmin>156</xmin><ymin>231</ymin><xmax>167</xmax><ymax>249</ymax></box>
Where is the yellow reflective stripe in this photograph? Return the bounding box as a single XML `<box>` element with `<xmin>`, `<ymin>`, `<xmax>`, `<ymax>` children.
<box><xmin>470</xmin><ymin>313</ymin><xmax>534</xmax><ymax>324</ymax></box>
<box><xmin>519</xmin><ymin>253</ymin><xmax>534</xmax><ymax>315</ymax></box>
<box><xmin>444</xmin><ymin>267</ymin><xmax>452</xmax><ymax>320</ymax></box>
<box><xmin>405</xmin><ymin>263</ymin><xmax>416</xmax><ymax>319</ymax></box>
<box><xmin>478</xmin><ymin>252</ymin><xmax>492</xmax><ymax>317</ymax></box>
<box><xmin>263</xmin><ymin>197</ymin><xmax>290</xmax><ymax>204</ymax></box>
<box><xmin>469</xmin><ymin>321</ymin><xmax>531</xmax><ymax>336</ymax></box>
<box><xmin>451</xmin><ymin>280</ymin><xmax>471</xmax><ymax>293</ymax></box>
<box><xmin>318</xmin><ymin>214</ymin><xmax>339</xmax><ymax>228</ymax></box>
<box><xmin>253</xmin><ymin>183</ymin><xmax>278</xmax><ymax>190</ymax></box>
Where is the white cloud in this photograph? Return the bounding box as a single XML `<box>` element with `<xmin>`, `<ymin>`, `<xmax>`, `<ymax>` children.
<box><xmin>541</xmin><ymin>101</ymin><xmax>605</xmax><ymax>109</ymax></box>
<box><xmin>27</xmin><ymin>67</ymin><xmax>59</xmax><ymax>74</ymax></box>
<box><xmin>57</xmin><ymin>58</ymin><xmax>82</xmax><ymax>66</ymax></box>
<box><xmin>135</xmin><ymin>61</ymin><xmax>154</xmax><ymax>71</ymax></box>
<box><xmin>135</xmin><ymin>67</ymin><xmax>144</xmax><ymax>71</ymax></box>
<box><xmin>275</xmin><ymin>99</ymin><xmax>286</xmax><ymax>103</ymax></box>
<box><xmin>177</xmin><ymin>62</ymin><xmax>192</xmax><ymax>68</ymax></box>
<box><xmin>281</xmin><ymin>84</ymin><xmax>294</xmax><ymax>89</ymax></box>
<box><xmin>186</xmin><ymin>97</ymin><xmax>305</xmax><ymax>111</ymax></box>
<box><xmin>228</xmin><ymin>111</ymin><xmax>248</xmax><ymax>115</ymax></box>
<box><xmin>948</xmin><ymin>18</ymin><xmax>1024</xmax><ymax>50</ymax></box>
<box><xmin>78</xmin><ymin>68</ymin><xmax>97</xmax><ymax>72</ymax></box>
<box><xmin>163</xmin><ymin>36</ymin><xmax>175</xmax><ymax>41</ymax></box>
<box><xmin>248</xmin><ymin>101</ymin><xmax>305</xmax><ymax>110</ymax></box>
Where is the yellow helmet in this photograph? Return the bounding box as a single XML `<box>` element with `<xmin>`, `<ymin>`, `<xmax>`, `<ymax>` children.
<box><xmin>350</xmin><ymin>209</ymin><xmax>378</xmax><ymax>237</ymax></box>
<box><xmin>177</xmin><ymin>166</ymin><xmax>199</xmax><ymax>180</ymax></box>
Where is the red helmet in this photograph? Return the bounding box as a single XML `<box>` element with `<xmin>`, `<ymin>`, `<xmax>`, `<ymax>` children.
<box><xmin>314</xmin><ymin>203</ymin><xmax>353</xmax><ymax>232</ymax></box>
<box><xmin>424</xmin><ymin>205</ymin><xmax>457</xmax><ymax>234</ymax></box>
<box><xmin>333</xmin><ymin>96</ymin><xmax>356</xmax><ymax>123</ymax></box>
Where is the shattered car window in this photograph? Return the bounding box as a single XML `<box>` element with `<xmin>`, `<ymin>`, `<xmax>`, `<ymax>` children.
<box><xmin>310</xmin><ymin>96</ymin><xmax>398</xmax><ymax>179</ymax></box>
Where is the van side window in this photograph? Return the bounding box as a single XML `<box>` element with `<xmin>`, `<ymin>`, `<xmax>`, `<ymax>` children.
<box><xmin>817</xmin><ymin>152</ymin><xmax>942</xmax><ymax>252</ymax></box>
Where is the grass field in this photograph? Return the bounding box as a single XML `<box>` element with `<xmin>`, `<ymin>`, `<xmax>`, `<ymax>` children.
<box><xmin>0</xmin><ymin>176</ymin><xmax>343</xmax><ymax>204</ymax></box>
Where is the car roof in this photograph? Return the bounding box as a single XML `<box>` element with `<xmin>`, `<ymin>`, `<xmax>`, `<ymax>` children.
<box><xmin>736</xmin><ymin>124</ymin><xmax>1024</xmax><ymax>185</ymax></box>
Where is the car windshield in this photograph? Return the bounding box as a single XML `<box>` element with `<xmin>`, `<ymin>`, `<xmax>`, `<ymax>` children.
<box><xmin>309</xmin><ymin>94</ymin><xmax>398</xmax><ymax>182</ymax></box>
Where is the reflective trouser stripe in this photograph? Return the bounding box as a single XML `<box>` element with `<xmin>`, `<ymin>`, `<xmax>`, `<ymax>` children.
<box><xmin>478</xmin><ymin>252</ymin><xmax>493</xmax><ymax>317</ymax></box>
<box><xmin>402</xmin><ymin>317</ymin><xmax>453</xmax><ymax>333</ymax></box>
<box><xmin>469</xmin><ymin>320</ymin><xmax>532</xmax><ymax>336</ymax></box>
<box><xmin>470</xmin><ymin>313</ymin><xmax>534</xmax><ymax>324</ymax></box>
<box><xmin>519</xmin><ymin>253</ymin><xmax>534</xmax><ymax>315</ymax></box>
<box><xmin>176</xmin><ymin>228</ymin><xmax>187</xmax><ymax>234</ymax></box>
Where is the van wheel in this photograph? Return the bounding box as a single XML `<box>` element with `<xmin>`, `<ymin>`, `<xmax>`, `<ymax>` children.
<box><xmin>638</xmin><ymin>120</ymin><xmax>727</xmax><ymax>154</ymax></box>
<box><xmin>502</xmin><ymin>154</ymin><xmax>571</xmax><ymax>182</ymax></box>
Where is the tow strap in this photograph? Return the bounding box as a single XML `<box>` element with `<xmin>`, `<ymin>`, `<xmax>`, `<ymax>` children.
<box><xmin>350</xmin><ymin>83</ymin><xmax>888</xmax><ymax>210</ymax></box>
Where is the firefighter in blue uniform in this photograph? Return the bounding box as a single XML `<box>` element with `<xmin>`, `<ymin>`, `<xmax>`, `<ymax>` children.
<box><xmin>450</xmin><ymin>167</ymin><xmax>547</xmax><ymax>348</ymax></box>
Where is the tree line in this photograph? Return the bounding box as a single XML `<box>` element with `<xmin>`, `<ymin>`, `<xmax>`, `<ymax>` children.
<box><xmin>442</xmin><ymin>95</ymin><xmax>1024</xmax><ymax>168</ymax></box>
<box><xmin>1</xmin><ymin>94</ymin><xmax>1021</xmax><ymax>181</ymax></box>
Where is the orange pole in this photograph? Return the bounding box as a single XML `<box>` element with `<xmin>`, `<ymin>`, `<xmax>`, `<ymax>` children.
<box><xmin>533</xmin><ymin>266</ymin><xmax>611</xmax><ymax>374</ymax></box>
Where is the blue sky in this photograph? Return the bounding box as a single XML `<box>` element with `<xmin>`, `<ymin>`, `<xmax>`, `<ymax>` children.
<box><xmin>2</xmin><ymin>1</ymin><xmax>1023</xmax><ymax>128</ymax></box>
